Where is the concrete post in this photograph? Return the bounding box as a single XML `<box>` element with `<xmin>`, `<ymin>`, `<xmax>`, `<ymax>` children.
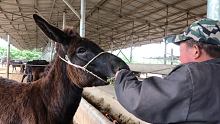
<box><xmin>80</xmin><ymin>0</ymin><xmax>86</xmax><ymax>37</ymax></box>
<box><xmin>171</xmin><ymin>48</ymin><xmax>174</xmax><ymax>65</ymax></box>
<box><xmin>62</xmin><ymin>11</ymin><xmax>66</xmax><ymax>30</ymax></box>
<box><xmin>6</xmin><ymin>35</ymin><xmax>10</xmax><ymax>78</ymax></box>
<box><xmin>164</xmin><ymin>6</ymin><xmax>168</xmax><ymax>65</ymax></box>
<box><xmin>50</xmin><ymin>40</ymin><xmax>54</xmax><ymax>61</ymax></box>
<box><xmin>207</xmin><ymin>0</ymin><xmax>220</xmax><ymax>20</ymax></box>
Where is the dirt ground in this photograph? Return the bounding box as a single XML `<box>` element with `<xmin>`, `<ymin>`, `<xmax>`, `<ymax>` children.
<box><xmin>0</xmin><ymin>66</ymin><xmax>25</xmax><ymax>82</ymax></box>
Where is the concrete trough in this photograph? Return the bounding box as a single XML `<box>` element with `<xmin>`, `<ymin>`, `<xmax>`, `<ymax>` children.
<box><xmin>74</xmin><ymin>98</ymin><xmax>112</xmax><ymax>124</ymax></box>
<box><xmin>76</xmin><ymin>86</ymin><xmax>150</xmax><ymax>124</ymax></box>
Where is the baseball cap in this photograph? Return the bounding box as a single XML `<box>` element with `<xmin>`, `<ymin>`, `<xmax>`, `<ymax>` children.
<box><xmin>164</xmin><ymin>18</ymin><xmax>220</xmax><ymax>45</ymax></box>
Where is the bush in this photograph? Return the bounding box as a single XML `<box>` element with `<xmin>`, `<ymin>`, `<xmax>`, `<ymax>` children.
<box><xmin>0</xmin><ymin>47</ymin><xmax>42</xmax><ymax>61</ymax></box>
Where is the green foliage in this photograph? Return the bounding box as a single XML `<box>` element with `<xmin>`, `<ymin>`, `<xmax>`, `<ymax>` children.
<box><xmin>0</xmin><ymin>47</ymin><xmax>42</xmax><ymax>61</ymax></box>
<box><xmin>0</xmin><ymin>47</ymin><xmax>6</xmax><ymax>57</ymax></box>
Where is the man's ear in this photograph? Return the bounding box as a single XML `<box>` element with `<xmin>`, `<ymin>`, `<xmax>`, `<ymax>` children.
<box><xmin>193</xmin><ymin>45</ymin><xmax>201</xmax><ymax>59</ymax></box>
<box><xmin>33</xmin><ymin>14</ymin><xmax>70</xmax><ymax>45</ymax></box>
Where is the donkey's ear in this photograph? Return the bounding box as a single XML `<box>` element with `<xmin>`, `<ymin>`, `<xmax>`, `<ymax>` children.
<box><xmin>33</xmin><ymin>14</ymin><xmax>69</xmax><ymax>44</ymax></box>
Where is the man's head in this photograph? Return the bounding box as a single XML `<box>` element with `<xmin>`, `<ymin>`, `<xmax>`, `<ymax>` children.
<box><xmin>165</xmin><ymin>18</ymin><xmax>220</xmax><ymax>64</ymax></box>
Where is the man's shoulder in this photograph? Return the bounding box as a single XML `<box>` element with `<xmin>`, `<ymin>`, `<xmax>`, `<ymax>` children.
<box><xmin>167</xmin><ymin>62</ymin><xmax>201</xmax><ymax>77</ymax></box>
<box><xmin>169</xmin><ymin>58</ymin><xmax>220</xmax><ymax>76</ymax></box>
<box><xmin>169</xmin><ymin>64</ymin><xmax>189</xmax><ymax>74</ymax></box>
<box><xmin>170</xmin><ymin>59</ymin><xmax>219</xmax><ymax>72</ymax></box>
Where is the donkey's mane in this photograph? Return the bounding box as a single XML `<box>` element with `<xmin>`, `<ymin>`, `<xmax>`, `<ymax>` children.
<box><xmin>63</xmin><ymin>28</ymin><xmax>79</xmax><ymax>38</ymax></box>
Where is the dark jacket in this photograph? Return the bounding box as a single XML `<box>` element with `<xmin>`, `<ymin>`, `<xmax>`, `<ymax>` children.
<box><xmin>115</xmin><ymin>58</ymin><xmax>220</xmax><ymax>124</ymax></box>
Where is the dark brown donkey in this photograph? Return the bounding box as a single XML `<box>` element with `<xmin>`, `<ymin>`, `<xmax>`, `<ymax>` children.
<box><xmin>0</xmin><ymin>14</ymin><xmax>129</xmax><ymax>124</ymax></box>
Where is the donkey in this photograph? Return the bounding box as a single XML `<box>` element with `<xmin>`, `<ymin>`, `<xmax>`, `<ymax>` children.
<box><xmin>1</xmin><ymin>57</ymin><xmax>7</xmax><ymax>67</ymax></box>
<box><xmin>21</xmin><ymin>60</ymin><xmax>49</xmax><ymax>83</ymax></box>
<box><xmin>10</xmin><ymin>60</ymin><xmax>23</xmax><ymax>73</ymax></box>
<box><xmin>0</xmin><ymin>14</ymin><xmax>129</xmax><ymax>124</ymax></box>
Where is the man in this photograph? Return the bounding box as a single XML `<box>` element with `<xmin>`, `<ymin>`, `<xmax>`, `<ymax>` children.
<box><xmin>114</xmin><ymin>18</ymin><xmax>220</xmax><ymax>124</ymax></box>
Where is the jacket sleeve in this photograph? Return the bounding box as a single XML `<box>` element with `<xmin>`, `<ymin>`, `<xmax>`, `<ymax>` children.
<box><xmin>114</xmin><ymin>65</ymin><xmax>193</xmax><ymax>123</ymax></box>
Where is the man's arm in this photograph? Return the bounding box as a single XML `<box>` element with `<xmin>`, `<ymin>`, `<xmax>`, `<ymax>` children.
<box><xmin>114</xmin><ymin>65</ymin><xmax>193</xmax><ymax>123</ymax></box>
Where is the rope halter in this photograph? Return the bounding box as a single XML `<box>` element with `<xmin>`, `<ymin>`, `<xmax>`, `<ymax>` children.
<box><xmin>59</xmin><ymin>52</ymin><xmax>108</xmax><ymax>83</ymax></box>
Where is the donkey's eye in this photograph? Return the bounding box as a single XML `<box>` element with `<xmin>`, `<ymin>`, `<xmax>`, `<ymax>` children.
<box><xmin>77</xmin><ymin>47</ymin><xmax>87</xmax><ymax>53</ymax></box>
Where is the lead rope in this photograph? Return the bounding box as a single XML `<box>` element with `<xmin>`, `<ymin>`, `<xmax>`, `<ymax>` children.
<box><xmin>59</xmin><ymin>52</ymin><xmax>108</xmax><ymax>83</ymax></box>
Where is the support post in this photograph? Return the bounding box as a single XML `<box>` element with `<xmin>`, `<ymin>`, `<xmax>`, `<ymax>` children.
<box><xmin>130</xmin><ymin>45</ymin><xmax>133</xmax><ymax>63</ymax></box>
<box><xmin>110</xmin><ymin>29</ymin><xmax>114</xmax><ymax>53</ymax></box>
<box><xmin>130</xmin><ymin>21</ymin><xmax>134</xmax><ymax>63</ymax></box>
<box><xmin>50</xmin><ymin>40</ymin><xmax>54</xmax><ymax>61</ymax></box>
<box><xmin>164</xmin><ymin>41</ymin><xmax>167</xmax><ymax>64</ymax></box>
<box><xmin>164</xmin><ymin>6</ymin><xmax>168</xmax><ymax>65</ymax></box>
<box><xmin>6</xmin><ymin>34</ymin><xmax>10</xmax><ymax>78</ymax></box>
<box><xmin>110</xmin><ymin>37</ymin><xmax>113</xmax><ymax>53</ymax></box>
<box><xmin>171</xmin><ymin>48</ymin><xmax>174</xmax><ymax>65</ymax></box>
<box><xmin>62</xmin><ymin>11</ymin><xmax>66</xmax><ymax>30</ymax></box>
<box><xmin>207</xmin><ymin>0</ymin><xmax>220</xmax><ymax>20</ymax></box>
<box><xmin>80</xmin><ymin>0</ymin><xmax>86</xmax><ymax>37</ymax></box>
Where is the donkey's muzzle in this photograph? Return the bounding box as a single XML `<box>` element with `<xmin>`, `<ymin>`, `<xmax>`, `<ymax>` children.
<box><xmin>115</xmin><ymin>62</ymin><xmax>129</xmax><ymax>72</ymax></box>
<box><xmin>107</xmin><ymin>54</ymin><xmax>130</xmax><ymax>76</ymax></box>
<box><xmin>89</xmin><ymin>52</ymin><xmax>130</xmax><ymax>79</ymax></box>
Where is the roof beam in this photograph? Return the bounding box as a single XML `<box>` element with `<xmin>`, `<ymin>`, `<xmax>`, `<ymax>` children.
<box><xmin>151</xmin><ymin>3</ymin><xmax>206</xmax><ymax>22</ymax></box>
<box><xmin>86</xmin><ymin>0</ymin><xmax>109</xmax><ymax>20</ymax></box>
<box><xmin>0</xmin><ymin>9</ymin><xmax>32</xmax><ymax>19</ymax></box>
<box><xmin>114</xmin><ymin>13</ymin><xmax>206</xmax><ymax>41</ymax></box>
<box><xmin>16</xmin><ymin>0</ymin><xmax>31</xmax><ymax>47</ymax></box>
<box><xmin>49</xmin><ymin>0</ymin><xmax>56</xmax><ymax>21</ymax></box>
<box><xmin>136</xmin><ymin>0</ymin><xmax>187</xmax><ymax>19</ymax></box>
<box><xmin>62</xmin><ymin>0</ymin><xmax>80</xmax><ymax>19</ymax></box>
<box><xmin>74</xmin><ymin>0</ymin><xmax>109</xmax><ymax>28</ymax></box>
<box><xmin>156</xmin><ymin>0</ymin><xmax>205</xmax><ymax>18</ymax></box>
<box><xmin>0</xmin><ymin>1</ymin><xmax>34</xmax><ymax>8</ymax></box>
<box><xmin>102</xmin><ymin>3</ymin><xmax>206</xmax><ymax>41</ymax></box>
<box><xmin>0</xmin><ymin>6</ymin><xmax>26</xmax><ymax>47</ymax></box>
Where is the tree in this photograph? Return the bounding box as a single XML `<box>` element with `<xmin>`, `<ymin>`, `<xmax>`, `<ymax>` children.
<box><xmin>0</xmin><ymin>47</ymin><xmax>42</xmax><ymax>61</ymax></box>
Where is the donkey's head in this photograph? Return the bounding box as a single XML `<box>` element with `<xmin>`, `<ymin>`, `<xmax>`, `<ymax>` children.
<box><xmin>33</xmin><ymin>14</ymin><xmax>129</xmax><ymax>88</ymax></box>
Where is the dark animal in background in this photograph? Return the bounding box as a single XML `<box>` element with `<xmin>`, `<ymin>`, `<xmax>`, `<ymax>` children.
<box><xmin>21</xmin><ymin>60</ymin><xmax>49</xmax><ymax>83</ymax></box>
<box><xmin>31</xmin><ymin>60</ymin><xmax>50</xmax><ymax>82</ymax></box>
<box><xmin>0</xmin><ymin>14</ymin><xmax>129</xmax><ymax>124</ymax></box>
<box><xmin>1</xmin><ymin>58</ymin><xmax>24</xmax><ymax>72</ymax></box>
<box><xmin>1</xmin><ymin>57</ymin><xmax>7</xmax><ymax>67</ymax></box>
<box><xmin>9</xmin><ymin>60</ymin><xmax>23</xmax><ymax>73</ymax></box>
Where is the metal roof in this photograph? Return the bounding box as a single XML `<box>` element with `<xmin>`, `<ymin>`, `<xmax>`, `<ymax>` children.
<box><xmin>0</xmin><ymin>0</ymin><xmax>207</xmax><ymax>50</ymax></box>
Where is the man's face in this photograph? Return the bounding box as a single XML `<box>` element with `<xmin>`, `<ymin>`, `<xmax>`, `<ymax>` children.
<box><xmin>179</xmin><ymin>42</ymin><xmax>195</xmax><ymax>64</ymax></box>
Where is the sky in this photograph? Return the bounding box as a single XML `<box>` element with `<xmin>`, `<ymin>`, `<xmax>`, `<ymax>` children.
<box><xmin>133</xmin><ymin>42</ymin><xmax>179</xmax><ymax>58</ymax></box>
<box><xmin>0</xmin><ymin>38</ymin><xmax>16</xmax><ymax>49</ymax></box>
<box><xmin>112</xmin><ymin>42</ymin><xmax>180</xmax><ymax>58</ymax></box>
<box><xmin>0</xmin><ymin>38</ymin><xmax>8</xmax><ymax>48</ymax></box>
<box><xmin>111</xmin><ymin>43</ymin><xmax>180</xmax><ymax>64</ymax></box>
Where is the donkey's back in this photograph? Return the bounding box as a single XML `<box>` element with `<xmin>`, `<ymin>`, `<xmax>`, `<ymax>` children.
<box><xmin>0</xmin><ymin>77</ymin><xmax>46</xmax><ymax>124</ymax></box>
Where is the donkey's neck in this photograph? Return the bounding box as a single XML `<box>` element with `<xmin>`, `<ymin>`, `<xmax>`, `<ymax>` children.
<box><xmin>39</xmin><ymin>56</ymin><xmax>83</xmax><ymax>123</ymax></box>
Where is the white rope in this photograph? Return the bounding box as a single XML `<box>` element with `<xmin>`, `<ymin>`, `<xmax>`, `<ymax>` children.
<box><xmin>59</xmin><ymin>52</ymin><xmax>108</xmax><ymax>83</ymax></box>
<box><xmin>83</xmin><ymin>52</ymin><xmax>106</xmax><ymax>68</ymax></box>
